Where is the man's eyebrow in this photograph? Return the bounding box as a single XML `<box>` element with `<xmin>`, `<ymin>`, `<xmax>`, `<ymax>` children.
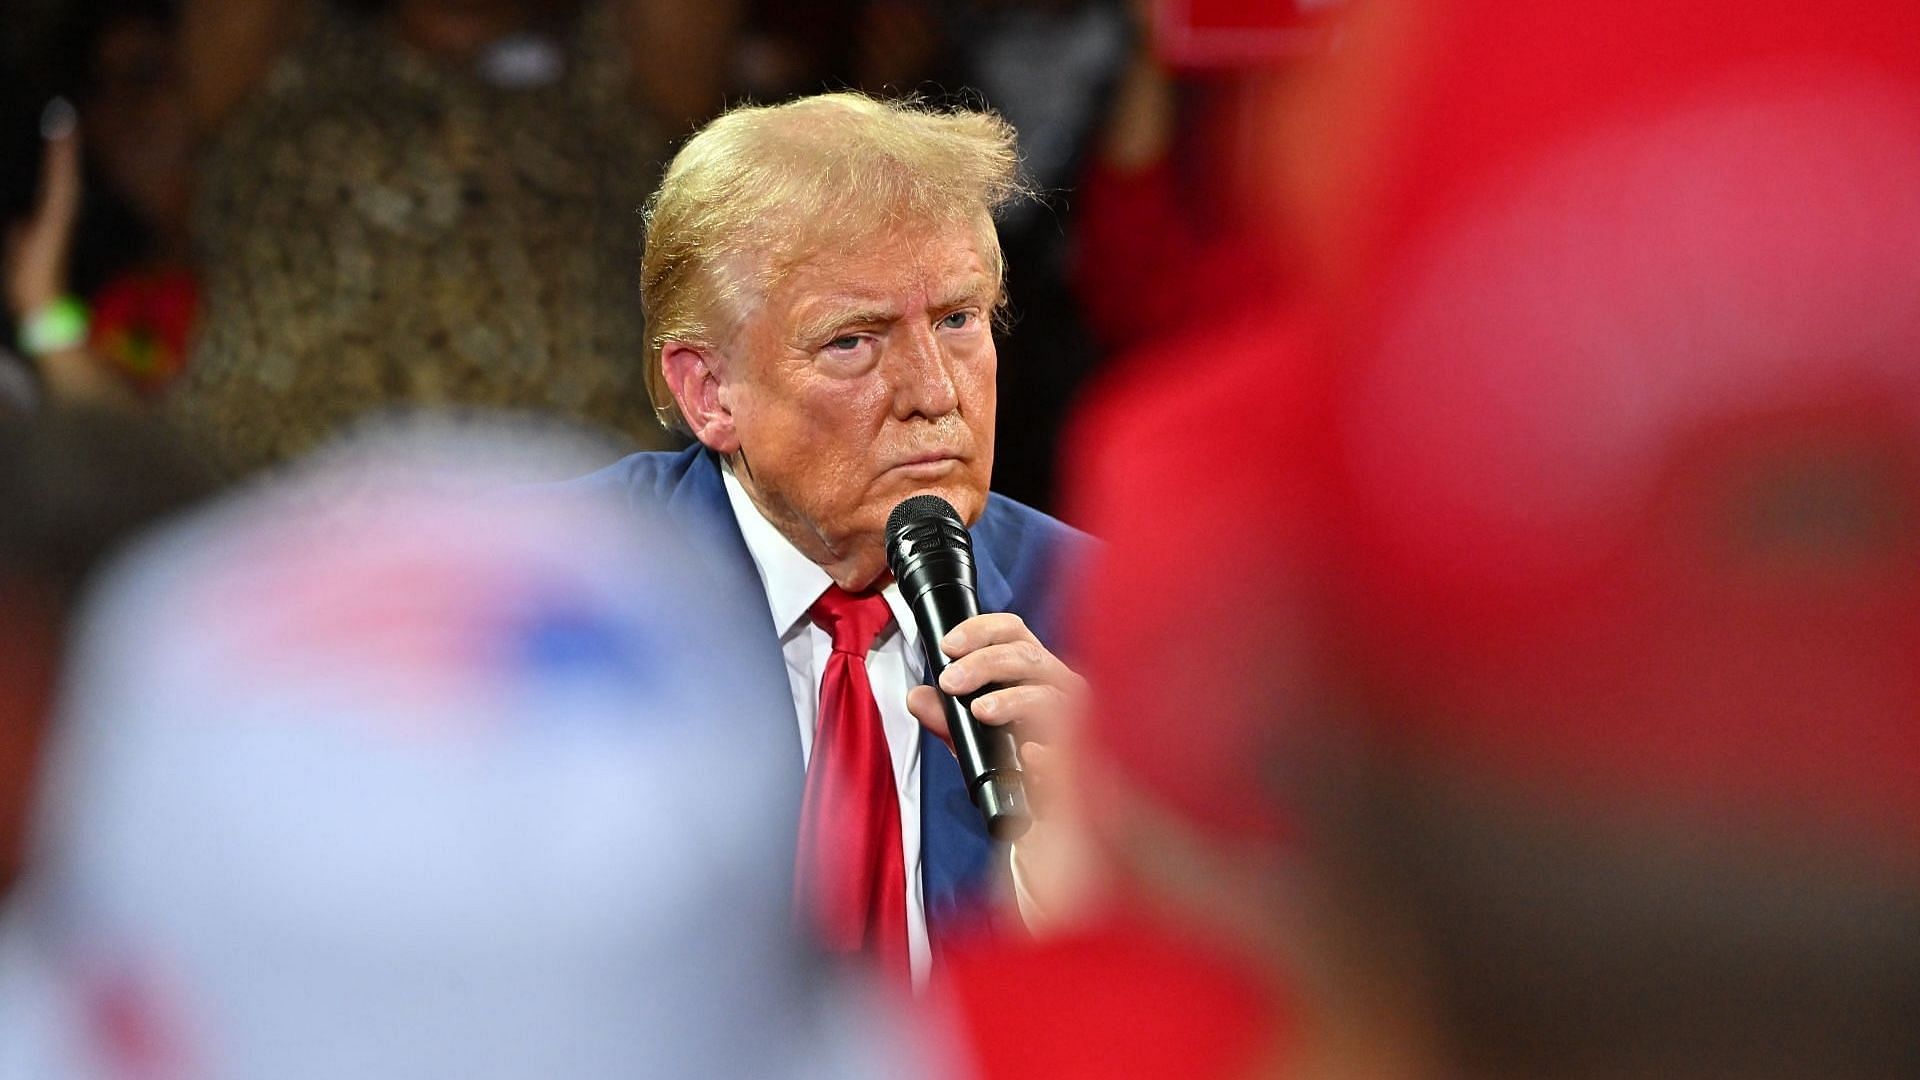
<box><xmin>930</xmin><ymin>276</ymin><xmax>995</xmax><ymax>312</ymax></box>
<box><xmin>792</xmin><ymin>301</ymin><xmax>899</xmax><ymax>344</ymax></box>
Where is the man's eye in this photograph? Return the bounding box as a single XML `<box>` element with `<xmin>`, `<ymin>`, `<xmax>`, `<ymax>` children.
<box><xmin>826</xmin><ymin>335</ymin><xmax>864</xmax><ymax>352</ymax></box>
<box><xmin>939</xmin><ymin>311</ymin><xmax>975</xmax><ymax>330</ymax></box>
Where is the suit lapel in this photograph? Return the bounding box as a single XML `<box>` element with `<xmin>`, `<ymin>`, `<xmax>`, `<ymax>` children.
<box><xmin>661</xmin><ymin>448</ymin><xmax>758</xmax><ymax>600</ymax></box>
<box><xmin>973</xmin><ymin>532</ymin><xmax>1014</xmax><ymax>615</ymax></box>
<box><xmin>660</xmin><ymin>448</ymin><xmax>807</xmax><ymax>816</ymax></box>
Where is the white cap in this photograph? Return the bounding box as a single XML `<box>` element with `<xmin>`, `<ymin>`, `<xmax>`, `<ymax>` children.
<box><xmin>0</xmin><ymin>425</ymin><xmax>927</xmax><ymax>1080</ymax></box>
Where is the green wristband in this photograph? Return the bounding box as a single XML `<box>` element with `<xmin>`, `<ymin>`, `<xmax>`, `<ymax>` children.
<box><xmin>19</xmin><ymin>296</ymin><xmax>89</xmax><ymax>356</ymax></box>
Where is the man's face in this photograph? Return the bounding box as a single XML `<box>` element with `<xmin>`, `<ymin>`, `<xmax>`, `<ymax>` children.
<box><xmin>716</xmin><ymin>218</ymin><xmax>999</xmax><ymax>586</ymax></box>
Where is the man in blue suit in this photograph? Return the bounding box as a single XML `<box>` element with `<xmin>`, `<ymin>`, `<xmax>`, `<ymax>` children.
<box><xmin>561</xmin><ymin>92</ymin><xmax>1089</xmax><ymax>985</ymax></box>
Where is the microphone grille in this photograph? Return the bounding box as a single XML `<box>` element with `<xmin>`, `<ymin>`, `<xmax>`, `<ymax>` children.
<box><xmin>887</xmin><ymin>494</ymin><xmax>962</xmax><ymax>538</ymax></box>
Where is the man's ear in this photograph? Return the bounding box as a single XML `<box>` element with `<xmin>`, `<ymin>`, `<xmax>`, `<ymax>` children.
<box><xmin>661</xmin><ymin>341</ymin><xmax>740</xmax><ymax>453</ymax></box>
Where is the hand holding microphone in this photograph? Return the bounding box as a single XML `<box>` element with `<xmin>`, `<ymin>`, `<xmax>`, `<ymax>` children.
<box><xmin>887</xmin><ymin>495</ymin><xmax>1086</xmax><ymax>844</ymax></box>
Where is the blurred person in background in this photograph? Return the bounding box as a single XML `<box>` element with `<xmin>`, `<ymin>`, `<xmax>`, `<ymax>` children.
<box><xmin>1266</xmin><ymin>0</ymin><xmax>1920</xmax><ymax>1076</ymax></box>
<box><xmin>3</xmin><ymin>1</ymin><xmax>201</xmax><ymax>407</ymax></box>
<box><xmin>0</xmin><ymin>408</ymin><xmax>214</xmax><ymax>904</ymax></box>
<box><xmin>162</xmin><ymin>0</ymin><xmax>740</xmax><ymax>476</ymax></box>
<box><xmin>1070</xmin><ymin>0</ymin><xmax>1324</xmax><ymax>355</ymax></box>
<box><xmin>570</xmin><ymin>91</ymin><xmax>1091</xmax><ymax>989</ymax></box>
<box><xmin>0</xmin><ymin>423</ymin><xmax>924</xmax><ymax>1078</ymax></box>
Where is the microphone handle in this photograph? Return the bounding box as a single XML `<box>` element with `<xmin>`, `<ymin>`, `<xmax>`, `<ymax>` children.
<box><xmin>905</xmin><ymin>578</ymin><xmax>1031</xmax><ymax>842</ymax></box>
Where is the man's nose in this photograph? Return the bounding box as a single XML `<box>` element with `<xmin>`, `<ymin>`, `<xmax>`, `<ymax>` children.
<box><xmin>889</xmin><ymin>323</ymin><xmax>961</xmax><ymax>420</ymax></box>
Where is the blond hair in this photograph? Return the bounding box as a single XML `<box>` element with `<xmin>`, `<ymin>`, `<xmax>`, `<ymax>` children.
<box><xmin>640</xmin><ymin>93</ymin><xmax>1024</xmax><ymax>433</ymax></box>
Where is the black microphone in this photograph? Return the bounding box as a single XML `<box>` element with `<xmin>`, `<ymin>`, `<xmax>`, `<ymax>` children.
<box><xmin>885</xmin><ymin>494</ymin><xmax>1031</xmax><ymax>841</ymax></box>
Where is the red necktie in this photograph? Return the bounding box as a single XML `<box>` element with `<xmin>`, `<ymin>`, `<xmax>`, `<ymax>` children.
<box><xmin>795</xmin><ymin>585</ymin><xmax>910</xmax><ymax>982</ymax></box>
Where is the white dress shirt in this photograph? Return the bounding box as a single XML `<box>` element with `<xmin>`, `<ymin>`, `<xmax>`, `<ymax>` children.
<box><xmin>720</xmin><ymin>465</ymin><xmax>934</xmax><ymax>985</ymax></box>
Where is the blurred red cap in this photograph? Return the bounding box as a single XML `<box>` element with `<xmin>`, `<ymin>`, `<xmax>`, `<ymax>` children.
<box><xmin>1314</xmin><ymin>0</ymin><xmax>1920</xmax><ymax>852</ymax></box>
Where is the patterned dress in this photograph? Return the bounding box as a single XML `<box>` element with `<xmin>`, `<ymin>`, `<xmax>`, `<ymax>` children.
<box><xmin>169</xmin><ymin>1</ymin><xmax>678</xmax><ymax>474</ymax></box>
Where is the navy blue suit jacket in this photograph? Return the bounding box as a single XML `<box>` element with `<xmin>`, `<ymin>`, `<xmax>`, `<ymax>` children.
<box><xmin>555</xmin><ymin>445</ymin><xmax>1085</xmax><ymax>949</ymax></box>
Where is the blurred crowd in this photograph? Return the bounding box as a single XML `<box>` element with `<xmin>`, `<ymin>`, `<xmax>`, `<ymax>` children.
<box><xmin>5</xmin><ymin>0</ymin><xmax>1920</xmax><ymax>1078</ymax></box>
<box><xmin>1</xmin><ymin>0</ymin><xmax>1287</xmax><ymax>507</ymax></box>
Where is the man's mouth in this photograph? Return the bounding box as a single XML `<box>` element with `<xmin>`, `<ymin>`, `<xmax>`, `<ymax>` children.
<box><xmin>887</xmin><ymin>452</ymin><xmax>965</xmax><ymax>478</ymax></box>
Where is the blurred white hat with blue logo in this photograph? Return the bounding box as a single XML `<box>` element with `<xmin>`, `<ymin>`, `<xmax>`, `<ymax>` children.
<box><xmin>0</xmin><ymin>424</ymin><xmax>931</xmax><ymax>1080</ymax></box>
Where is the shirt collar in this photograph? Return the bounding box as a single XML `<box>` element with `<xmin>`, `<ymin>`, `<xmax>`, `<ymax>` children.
<box><xmin>719</xmin><ymin>460</ymin><xmax>921</xmax><ymax>656</ymax></box>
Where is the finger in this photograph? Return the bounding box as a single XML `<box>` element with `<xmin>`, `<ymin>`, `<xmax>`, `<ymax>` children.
<box><xmin>937</xmin><ymin>638</ymin><xmax>1070</xmax><ymax>698</ymax></box>
<box><xmin>1014</xmin><ymin>739</ymin><xmax>1063</xmax><ymax>813</ymax></box>
<box><xmin>969</xmin><ymin>683</ymin><xmax>1069</xmax><ymax>738</ymax></box>
<box><xmin>939</xmin><ymin>612</ymin><xmax>1035</xmax><ymax>658</ymax></box>
<box><xmin>906</xmin><ymin>685</ymin><xmax>954</xmax><ymax>752</ymax></box>
<box><xmin>34</xmin><ymin>124</ymin><xmax>83</xmax><ymax>228</ymax></box>
<box><xmin>1018</xmin><ymin>738</ymin><xmax>1058</xmax><ymax>773</ymax></box>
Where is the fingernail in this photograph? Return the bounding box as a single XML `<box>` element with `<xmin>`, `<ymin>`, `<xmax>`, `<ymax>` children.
<box><xmin>40</xmin><ymin>97</ymin><xmax>76</xmax><ymax>141</ymax></box>
<box><xmin>941</xmin><ymin>628</ymin><xmax>963</xmax><ymax>651</ymax></box>
<box><xmin>938</xmin><ymin>667</ymin><xmax>961</xmax><ymax>693</ymax></box>
<box><xmin>974</xmin><ymin>696</ymin><xmax>998</xmax><ymax>719</ymax></box>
